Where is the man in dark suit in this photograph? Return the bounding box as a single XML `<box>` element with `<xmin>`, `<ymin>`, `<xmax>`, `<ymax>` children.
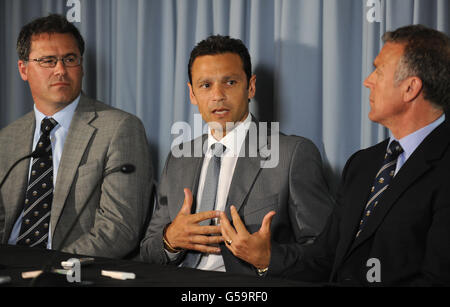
<box><xmin>285</xmin><ymin>25</ymin><xmax>450</xmax><ymax>286</ymax></box>
<box><xmin>0</xmin><ymin>14</ymin><xmax>152</xmax><ymax>258</ymax></box>
<box><xmin>140</xmin><ymin>35</ymin><xmax>334</xmax><ymax>276</ymax></box>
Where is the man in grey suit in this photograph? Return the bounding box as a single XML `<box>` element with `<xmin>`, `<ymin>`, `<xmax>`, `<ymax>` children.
<box><xmin>140</xmin><ymin>35</ymin><xmax>333</xmax><ymax>277</ymax></box>
<box><xmin>0</xmin><ymin>14</ymin><xmax>152</xmax><ymax>258</ymax></box>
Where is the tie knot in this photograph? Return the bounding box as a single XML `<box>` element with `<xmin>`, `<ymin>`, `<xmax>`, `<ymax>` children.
<box><xmin>211</xmin><ymin>143</ymin><xmax>226</xmax><ymax>158</ymax></box>
<box><xmin>40</xmin><ymin>118</ymin><xmax>58</xmax><ymax>135</ymax></box>
<box><xmin>386</xmin><ymin>140</ymin><xmax>403</xmax><ymax>158</ymax></box>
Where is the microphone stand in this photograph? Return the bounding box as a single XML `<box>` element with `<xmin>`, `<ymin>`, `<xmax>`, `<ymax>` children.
<box><xmin>0</xmin><ymin>149</ymin><xmax>46</xmax><ymax>282</ymax></box>
<box><xmin>30</xmin><ymin>164</ymin><xmax>135</xmax><ymax>287</ymax></box>
<box><xmin>0</xmin><ymin>148</ymin><xmax>45</xmax><ymax>190</ymax></box>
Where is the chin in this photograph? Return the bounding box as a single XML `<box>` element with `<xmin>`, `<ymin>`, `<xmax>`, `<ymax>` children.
<box><xmin>54</xmin><ymin>93</ymin><xmax>77</xmax><ymax>104</ymax></box>
<box><xmin>368</xmin><ymin>113</ymin><xmax>383</xmax><ymax>124</ymax></box>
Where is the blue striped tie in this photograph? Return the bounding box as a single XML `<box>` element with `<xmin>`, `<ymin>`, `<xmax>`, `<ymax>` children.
<box><xmin>17</xmin><ymin>118</ymin><xmax>57</xmax><ymax>248</ymax></box>
<box><xmin>356</xmin><ymin>140</ymin><xmax>403</xmax><ymax>238</ymax></box>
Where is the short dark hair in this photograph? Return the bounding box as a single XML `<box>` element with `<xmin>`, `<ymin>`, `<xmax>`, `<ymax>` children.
<box><xmin>383</xmin><ymin>24</ymin><xmax>450</xmax><ymax>109</ymax></box>
<box><xmin>188</xmin><ymin>35</ymin><xmax>252</xmax><ymax>87</ymax></box>
<box><xmin>17</xmin><ymin>14</ymin><xmax>85</xmax><ymax>61</ymax></box>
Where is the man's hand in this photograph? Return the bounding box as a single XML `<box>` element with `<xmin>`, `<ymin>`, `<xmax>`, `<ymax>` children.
<box><xmin>220</xmin><ymin>205</ymin><xmax>276</xmax><ymax>269</ymax></box>
<box><xmin>164</xmin><ymin>188</ymin><xmax>223</xmax><ymax>254</ymax></box>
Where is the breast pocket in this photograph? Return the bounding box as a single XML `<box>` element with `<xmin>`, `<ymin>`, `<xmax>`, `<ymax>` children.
<box><xmin>77</xmin><ymin>160</ymin><xmax>102</xmax><ymax>180</ymax></box>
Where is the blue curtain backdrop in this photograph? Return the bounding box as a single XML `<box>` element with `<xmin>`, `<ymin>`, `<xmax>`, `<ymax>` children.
<box><xmin>1</xmin><ymin>0</ymin><xmax>449</xmax><ymax>194</ymax></box>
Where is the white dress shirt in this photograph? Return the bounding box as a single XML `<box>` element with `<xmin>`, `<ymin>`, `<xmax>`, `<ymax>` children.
<box><xmin>165</xmin><ymin>113</ymin><xmax>252</xmax><ymax>271</ymax></box>
<box><xmin>195</xmin><ymin>113</ymin><xmax>252</xmax><ymax>272</ymax></box>
<box><xmin>8</xmin><ymin>95</ymin><xmax>81</xmax><ymax>248</ymax></box>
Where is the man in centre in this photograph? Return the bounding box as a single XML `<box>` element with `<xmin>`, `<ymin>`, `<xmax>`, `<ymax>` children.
<box><xmin>140</xmin><ymin>35</ymin><xmax>333</xmax><ymax>276</ymax></box>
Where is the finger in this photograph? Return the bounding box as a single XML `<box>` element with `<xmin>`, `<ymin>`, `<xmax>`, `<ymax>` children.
<box><xmin>189</xmin><ymin>234</ymin><xmax>224</xmax><ymax>245</ymax></box>
<box><xmin>219</xmin><ymin>212</ymin><xmax>237</xmax><ymax>253</ymax></box>
<box><xmin>180</xmin><ymin>188</ymin><xmax>193</xmax><ymax>215</ymax></box>
<box><xmin>187</xmin><ymin>243</ymin><xmax>221</xmax><ymax>254</ymax></box>
<box><xmin>259</xmin><ymin>211</ymin><xmax>276</xmax><ymax>235</ymax></box>
<box><xmin>230</xmin><ymin>205</ymin><xmax>248</xmax><ymax>235</ymax></box>
<box><xmin>219</xmin><ymin>211</ymin><xmax>237</xmax><ymax>238</ymax></box>
<box><xmin>191</xmin><ymin>225</ymin><xmax>222</xmax><ymax>235</ymax></box>
<box><xmin>192</xmin><ymin>210</ymin><xmax>221</xmax><ymax>224</ymax></box>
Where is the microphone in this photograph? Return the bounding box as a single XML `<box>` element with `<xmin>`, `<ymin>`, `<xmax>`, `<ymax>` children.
<box><xmin>0</xmin><ymin>148</ymin><xmax>46</xmax><ymax>190</ymax></box>
<box><xmin>30</xmin><ymin>163</ymin><xmax>136</xmax><ymax>286</ymax></box>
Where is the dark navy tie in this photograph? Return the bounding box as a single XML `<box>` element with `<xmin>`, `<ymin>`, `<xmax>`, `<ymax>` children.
<box><xmin>17</xmin><ymin>118</ymin><xmax>57</xmax><ymax>248</ymax></box>
<box><xmin>356</xmin><ymin>140</ymin><xmax>403</xmax><ymax>238</ymax></box>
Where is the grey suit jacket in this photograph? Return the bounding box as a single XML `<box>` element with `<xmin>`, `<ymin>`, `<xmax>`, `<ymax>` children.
<box><xmin>140</xmin><ymin>120</ymin><xmax>334</xmax><ymax>277</ymax></box>
<box><xmin>0</xmin><ymin>94</ymin><xmax>153</xmax><ymax>258</ymax></box>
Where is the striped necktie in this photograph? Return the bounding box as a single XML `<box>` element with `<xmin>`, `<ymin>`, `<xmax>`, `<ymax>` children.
<box><xmin>17</xmin><ymin>118</ymin><xmax>58</xmax><ymax>248</ymax></box>
<box><xmin>356</xmin><ymin>140</ymin><xmax>403</xmax><ymax>238</ymax></box>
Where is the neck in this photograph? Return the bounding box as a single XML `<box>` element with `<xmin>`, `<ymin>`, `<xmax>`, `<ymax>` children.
<box><xmin>34</xmin><ymin>101</ymin><xmax>72</xmax><ymax>117</ymax></box>
<box><xmin>211</xmin><ymin>127</ymin><xmax>231</xmax><ymax>141</ymax></box>
<box><xmin>388</xmin><ymin>104</ymin><xmax>443</xmax><ymax>140</ymax></box>
<box><xmin>210</xmin><ymin>112</ymin><xmax>250</xmax><ymax>141</ymax></box>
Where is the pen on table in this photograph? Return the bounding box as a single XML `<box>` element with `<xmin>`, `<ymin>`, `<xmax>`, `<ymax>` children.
<box><xmin>0</xmin><ymin>276</ymin><xmax>12</xmax><ymax>285</ymax></box>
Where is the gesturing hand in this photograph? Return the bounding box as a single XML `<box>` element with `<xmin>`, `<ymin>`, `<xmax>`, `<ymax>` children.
<box><xmin>164</xmin><ymin>188</ymin><xmax>223</xmax><ymax>254</ymax></box>
<box><xmin>220</xmin><ymin>205</ymin><xmax>276</xmax><ymax>269</ymax></box>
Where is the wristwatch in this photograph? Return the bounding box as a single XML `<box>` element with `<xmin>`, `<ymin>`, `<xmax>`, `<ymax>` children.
<box><xmin>256</xmin><ymin>267</ymin><xmax>269</xmax><ymax>276</ymax></box>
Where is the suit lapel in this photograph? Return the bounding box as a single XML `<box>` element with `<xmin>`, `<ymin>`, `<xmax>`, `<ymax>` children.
<box><xmin>2</xmin><ymin>112</ymin><xmax>35</xmax><ymax>242</ymax></box>
<box><xmin>50</xmin><ymin>95</ymin><xmax>96</xmax><ymax>237</ymax></box>
<box><xmin>225</xmin><ymin>155</ymin><xmax>262</xmax><ymax>218</ymax></box>
<box><xmin>225</xmin><ymin>119</ymin><xmax>269</xmax><ymax>219</ymax></box>
<box><xmin>170</xmin><ymin>135</ymin><xmax>206</xmax><ymax>218</ymax></box>
<box><xmin>332</xmin><ymin>141</ymin><xmax>387</xmax><ymax>270</ymax></box>
<box><xmin>348</xmin><ymin>120</ymin><xmax>450</xmax><ymax>254</ymax></box>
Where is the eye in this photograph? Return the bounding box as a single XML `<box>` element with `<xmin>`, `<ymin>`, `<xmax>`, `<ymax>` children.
<box><xmin>64</xmin><ymin>55</ymin><xmax>77</xmax><ymax>63</ymax></box>
<box><xmin>226</xmin><ymin>80</ymin><xmax>236</xmax><ymax>86</ymax></box>
<box><xmin>41</xmin><ymin>57</ymin><xmax>56</xmax><ymax>65</ymax></box>
<box><xmin>200</xmin><ymin>83</ymin><xmax>210</xmax><ymax>89</ymax></box>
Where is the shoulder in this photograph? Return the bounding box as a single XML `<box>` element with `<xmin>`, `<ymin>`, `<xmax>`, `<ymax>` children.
<box><xmin>169</xmin><ymin>134</ymin><xmax>205</xmax><ymax>159</ymax></box>
<box><xmin>342</xmin><ymin>139</ymin><xmax>388</xmax><ymax>178</ymax></box>
<box><xmin>0</xmin><ymin>111</ymin><xmax>34</xmax><ymax>140</ymax></box>
<box><xmin>280</xmin><ymin>134</ymin><xmax>318</xmax><ymax>149</ymax></box>
<box><xmin>276</xmin><ymin>133</ymin><xmax>321</xmax><ymax>159</ymax></box>
<box><xmin>79</xmin><ymin>95</ymin><xmax>145</xmax><ymax>131</ymax></box>
<box><xmin>349</xmin><ymin>140</ymin><xmax>388</xmax><ymax>163</ymax></box>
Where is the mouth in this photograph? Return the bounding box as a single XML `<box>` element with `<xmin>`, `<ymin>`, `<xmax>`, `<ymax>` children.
<box><xmin>212</xmin><ymin>108</ymin><xmax>230</xmax><ymax>116</ymax></box>
<box><xmin>51</xmin><ymin>82</ymin><xmax>70</xmax><ymax>87</ymax></box>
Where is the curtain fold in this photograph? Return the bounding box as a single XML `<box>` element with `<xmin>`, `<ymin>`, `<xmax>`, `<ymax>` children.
<box><xmin>1</xmin><ymin>0</ymin><xmax>448</xmax><ymax>193</ymax></box>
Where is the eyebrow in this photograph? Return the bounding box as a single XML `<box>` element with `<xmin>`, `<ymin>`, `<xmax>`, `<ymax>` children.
<box><xmin>37</xmin><ymin>52</ymin><xmax>79</xmax><ymax>58</ymax></box>
<box><xmin>195</xmin><ymin>74</ymin><xmax>242</xmax><ymax>84</ymax></box>
<box><xmin>195</xmin><ymin>78</ymin><xmax>210</xmax><ymax>84</ymax></box>
<box><xmin>222</xmin><ymin>74</ymin><xmax>241</xmax><ymax>80</ymax></box>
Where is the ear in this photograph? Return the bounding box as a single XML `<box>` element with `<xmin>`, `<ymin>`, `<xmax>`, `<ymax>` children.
<box><xmin>188</xmin><ymin>82</ymin><xmax>197</xmax><ymax>106</ymax></box>
<box><xmin>403</xmin><ymin>76</ymin><xmax>423</xmax><ymax>102</ymax></box>
<box><xmin>18</xmin><ymin>60</ymin><xmax>28</xmax><ymax>81</ymax></box>
<box><xmin>247</xmin><ymin>75</ymin><xmax>256</xmax><ymax>100</ymax></box>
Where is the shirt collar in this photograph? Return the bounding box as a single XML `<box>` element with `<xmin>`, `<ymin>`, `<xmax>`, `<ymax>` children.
<box><xmin>34</xmin><ymin>94</ymin><xmax>81</xmax><ymax>132</ymax></box>
<box><xmin>389</xmin><ymin>114</ymin><xmax>445</xmax><ymax>160</ymax></box>
<box><xmin>207</xmin><ymin>113</ymin><xmax>252</xmax><ymax>157</ymax></box>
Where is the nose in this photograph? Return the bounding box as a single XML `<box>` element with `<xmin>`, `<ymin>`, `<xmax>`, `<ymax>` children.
<box><xmin>211</xmin><ymin>84</ymin><xmax>225</xmax><ymax>101</ymax></box>
<box><xmin>53</xmin><ymin>59</ymin><xmax>67</xmax><ymax>76</ymax></box>
<box><xmin>363</xmin><ymin>71</ymin><xmax>374</xmax><ymax>89</ymax></box>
